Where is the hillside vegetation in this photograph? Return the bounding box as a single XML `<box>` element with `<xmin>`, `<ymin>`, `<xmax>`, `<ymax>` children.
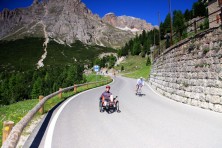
<box><xmin>0</xmin><ymin>37</ymin><xmax>116</xmax><ymax>72</ymax></box>
<box><xmin>0</xmin><ymin>37</ymin><xmax>44</xmax><ymax>72</ymax></box>
<box><xmin>0</xmin><ymin>37</ymin><xmax>117</xmax><ymax>105</ymax></box>
<box><xmin>116</xmin><ymin>56</ymin><xmax>151</xmax><ymax>79</ymax></box>
<box><xmin>45</xmin><ymin>40</ymin><xmax>116</xmax><ymax>67</ymax></box>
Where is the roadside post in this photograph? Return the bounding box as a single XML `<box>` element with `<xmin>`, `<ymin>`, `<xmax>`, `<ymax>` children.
<box><xmin>94</xmin><ymin>65</ymin><xmax>100</xmax><ymax>86</ymax></box>
<box><xmin>2</xmin><ymin>121</ymin><xmax>14</xmax><ymax>145</ymax></box>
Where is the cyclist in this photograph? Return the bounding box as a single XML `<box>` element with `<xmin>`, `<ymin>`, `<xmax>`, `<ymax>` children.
<box><xmin>136</xmin><ymin>77</ymin><xmax>144</xmax><ymax>94</ymax></box>
<box><xmin>100</xmin><ymin>85</ymin><xmax>114</xmax><ymax>106</ymax></box>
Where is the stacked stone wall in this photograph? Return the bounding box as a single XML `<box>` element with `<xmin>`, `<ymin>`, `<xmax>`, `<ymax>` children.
<box><xmin>150</xmin><ymin>28</ymin><xmax>222</xmax><ymax>113</ymax></box>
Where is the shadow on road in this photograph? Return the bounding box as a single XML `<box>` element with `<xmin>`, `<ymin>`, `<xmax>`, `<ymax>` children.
<box><xmin>29</xmin><ymin>98</ymin><xmax>69</xmax><ymax>148</ymax></box>
<box><xmin>101</xmin><ymin>108</ymin><xmax>121</xmax><ymax>114</ymax></box>
<box><xmin>136</xmin><ymin>93</ymin><xmax>146</xmax><ymax>97</ymax></box>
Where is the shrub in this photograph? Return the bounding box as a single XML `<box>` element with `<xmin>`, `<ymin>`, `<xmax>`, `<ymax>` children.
<box><xmin>121</xmin><ymin>65</ymin><xmax>124</xmax><ymax>71</ymax></box>
<box><xmin>146</xmin><ymin>57</ymin><xmax>151</xmax><ymax>66</ymax></box>
<box><xmin>200</xmin><ymin>24</ymin><xmax>204</xmax><ymax>30</ymax></box>
<box><xmin>203</xmin><ymin>47</ymin><xmax>210</xmax><ymax>55</ymax></box>
<box><xmin>204</xmin><ymin>18</ymin><xmax>209</xmax><ymax>29</ymax></box>
<box><xmin>188</xmin><ymin>44</ymin><xmax>195</xmax><ymax>53</ymax></box>
<box><xmin>182</xmin><ymin>82</ymin><xmax>189</xmax><ymax>87</ymax></box>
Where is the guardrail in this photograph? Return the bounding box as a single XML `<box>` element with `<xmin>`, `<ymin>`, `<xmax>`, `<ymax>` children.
<box><xmin>2</xmin><ymin>79</ymin><xmax>112</xmax><ymax>148</ymax></box>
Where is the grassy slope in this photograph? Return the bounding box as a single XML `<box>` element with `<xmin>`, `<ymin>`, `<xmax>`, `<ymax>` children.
<box><xmin>45</xmin><ymin>40</ymin><xmax>116</xmax><ymax>66</ymax></box>
<box><xmin>0</xmin><ymin>38</ymin><xmax>116</xmax><ymax>72</ymax></box>
<box><xmin>116</xmin><ymin>55</ymin><xmax>151</xmax><ymax>79</ymax></box>
<box><xmin>85</xmin><ymin>73</ymin><xmax>110</xmax><ymax>82</ymax></box>
<box><xmin>0</xmin><ymin>74</ymin><xmax>112</xmax><ymax>146</ymax></box>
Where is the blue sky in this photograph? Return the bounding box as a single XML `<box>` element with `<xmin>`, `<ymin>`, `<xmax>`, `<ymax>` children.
<box><xmin>0</xmin><ymin>0</ymin><xmax>197</xmax><ymax>25</ymax></box>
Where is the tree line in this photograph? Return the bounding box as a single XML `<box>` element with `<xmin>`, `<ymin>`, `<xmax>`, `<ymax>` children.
<box><xmin>93</xmin><ymin>55</ymin><xmax>117</xmax><ymax>69</ymax></box>
<box><xmin>160</xmin><ymin>0</ymin><xmax>209</xmax><ymax>45</ymax></box>
<box><xmin>117</xmin><ymin>0</ymin><xmax>209</xmax><ymax>62</ymax></box>
<box><xmin>118</xmin><ymin>29</ymin><xmax>159</xmax><ymax>57</ymax></box>
<box><xmin>119</xmin><ymin>0</ymin><xmax>210</xmax><ymax>54</ymax></box>
<box><xmin>0</xmin><ymin>65</ymin><xmax>84</xmax><ymax>105</ymax></box>
<box><xmin>0</xmin><ymin>55</ymin><xmax>118</xmax><ymax>105</ymax></box>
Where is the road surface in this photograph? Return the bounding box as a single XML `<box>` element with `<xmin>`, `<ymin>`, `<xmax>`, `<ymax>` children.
<box><xmin>25</xmin><ymin>76</ymin><xmax>222</xmax><ymax>148</ymax></box>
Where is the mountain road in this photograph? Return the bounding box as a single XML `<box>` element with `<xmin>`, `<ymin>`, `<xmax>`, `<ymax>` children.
<box><xmin>25</xmin><ymin>76</ymin><xmax>222</xmax><ymax>148</ymax></box>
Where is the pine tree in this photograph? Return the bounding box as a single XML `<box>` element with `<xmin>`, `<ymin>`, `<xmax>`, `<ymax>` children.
<box><xmin>0</xmin><ymin>79</ymin><xmax>10</xmax><ymax>105</ymax></box>
<box><xmin>66</xmin><ymin>65</ymin><xmax>76</xmax><ymax>86</ymax></box>
<box><xmin>173</xmin><ymin>10</ymin><xmax>185</xmax><ymax>40</ymax></box>
<box><xmin>108</xmin><ymin>55</ymin><xmax>117</xmax><ymax>68</ymax></box>
<box><xmin>144</xmin><ymin>40</ymin><xmax>151</xmax><ymax>55</ymax></box>
<box><xmin>184</xmin><ymin>9</ymin><xmax>191</xmax><ymax>21</ymax></box>
<box><xmin>8</xmin><ymin>74</ymin><xmax>16</xmax><ymax>103</ymax></box>
<box><xmin>141</xmin><ymin>48</ymin><xmax>146</xmax><ymax>58</ymax></box>
<box><xmin>204</xmin><ymin>18</ymin><xmax>209</xmax><ymax>29</ymax></box>
<box><xmin>53</xmin><ymin>83</ymin><xmax>59</xmax><ymax>92</ymax></box>
<box><xmin>31</xmin><ymin>77</ymin><xmax>42</xmax><ymax>99</ymax></box>
<box><xmin>43</xmin><ymin>72</ymin><xmax>51</xmax><ymax>94</ymax></box>
<box><xmin>159</xmin><ymin>22</ymin><xmax>165</xmax><ymax>40</ymax></box>
<box><xmin>117</xmin><ymin>49</ymin><xmax>122</xmax><ymax>57</ymax></box>
<box><xmin>141</xmin><ymin>30</ymin><xmax>146</xmax><ymax>45</ymax></box>
<box><xmin>192</xmin><ymin>0</ymin><xmax>207</xmax><ymax>17</ymax></box>
<box><xmin>121</xmin><ymin>65</ymin><xmax>124</xmax><ymax>71</ymax></box>
<box><xmin>132</xmin><ymin>41</ymin><xmax>141</xmax><ymax>55</ymax></box>
<box><xmin>146</xmin><ymin>57</ymin><xmax>151</xmax><ymax>66</ymax></box>
<box><xmin>76</xmin><ymin>64</ymin><xmax>84</xmax><ymax>83</ymax></box>
<box><xmin>164</xmin><ymin>13</ymin><xmax>171</xmax><ymax>34</ymax></box>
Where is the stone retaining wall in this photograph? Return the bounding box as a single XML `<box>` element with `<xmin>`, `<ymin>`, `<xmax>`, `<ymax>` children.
<box><xmin>149</xmin><ymin>28</ymin><xmax>222</xmax><ymax>113</ymax></box>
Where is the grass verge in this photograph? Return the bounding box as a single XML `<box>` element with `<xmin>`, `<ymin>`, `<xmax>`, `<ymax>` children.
<box><xmin>115</xmin><ymin>55</ymin><xmax>151</xmax><ymax>79</ymax></box>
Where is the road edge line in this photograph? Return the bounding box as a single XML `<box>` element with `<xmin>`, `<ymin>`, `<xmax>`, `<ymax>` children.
<box><xmin>44</xmin><ymin>78</ymin><xmax>115</xmax><ymax>148</ymax></box>
<box><xmin>145</xmin><ymin>82</ymin><xmax>166</xmax><ymax>99</ymax></box>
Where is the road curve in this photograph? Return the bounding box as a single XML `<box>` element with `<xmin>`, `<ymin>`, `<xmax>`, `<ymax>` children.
<box><xmin>25</xmin><ymin>76</ymin><xmax>222</xmax><ymax>148</ymax></box>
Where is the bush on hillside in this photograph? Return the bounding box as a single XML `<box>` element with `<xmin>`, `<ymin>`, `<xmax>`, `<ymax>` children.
<box><xmin>121</xmin><ymin>65</ymin><xmax>124</xmax><ymax>71</ymax></box>
<box><xmin>146</xmin><ymin>57</ymin><xmax>151</xmax><ymax>66</ymax></box>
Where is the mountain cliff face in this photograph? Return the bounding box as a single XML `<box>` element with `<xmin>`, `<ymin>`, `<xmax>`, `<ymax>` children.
<box><xmin>102</xmin><ymin>13</ymin><xmax>155</xmax><ymax>33</ymax></box>
<box><xmin>0</xmin><ymin>0</ymin><xmax>134</xmax><ymax>48</ymax></box>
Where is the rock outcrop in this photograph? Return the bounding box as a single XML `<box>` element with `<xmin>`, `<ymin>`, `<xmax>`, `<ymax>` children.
<box><xmin>102</xmin><ymin>12</ymin><xmax>155</xmax><ymax>33</ymax></box>
<box><xmin>0</xmin><ymin>0</ymin><xmax>134</xmax><ymax>48</ymax></box>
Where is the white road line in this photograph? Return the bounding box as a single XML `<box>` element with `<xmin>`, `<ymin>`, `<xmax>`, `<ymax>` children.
<box><xmin>145</xmin><ymin>82</ymin><xmax>165</xmax><ymax>99</ymax></box>
<box><xmin>44</xmin><ymin>79</ymin><xmax>114</xmax><ymax>148</ymax></box>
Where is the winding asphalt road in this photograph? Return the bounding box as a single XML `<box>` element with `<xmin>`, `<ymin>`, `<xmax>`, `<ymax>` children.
<box><xmin>25</xmin><ymin>76</ymin><xmax>222</xmax><ymax>148</ymax></box>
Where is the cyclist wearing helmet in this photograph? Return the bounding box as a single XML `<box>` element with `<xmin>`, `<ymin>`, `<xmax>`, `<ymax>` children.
<box><xmin>136</xmin><ymin>77</ymin><xmax>144</xmax><ymax>93</ymax></box>
<box><xmin>100</xmin><ymin>85</ymin><xmax>114</xmax><ymax>106</ymax></box>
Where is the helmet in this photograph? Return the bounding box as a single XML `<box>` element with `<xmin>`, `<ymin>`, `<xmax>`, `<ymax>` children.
<box><xmin>140</xmin><ymin>77</ymin><xmax>143</xmax><ymax>79</ymax></box>
<box><xmin>106</xmin><ymin>85</ymin><xmax>111</xmax><ymax>89</ymax></box>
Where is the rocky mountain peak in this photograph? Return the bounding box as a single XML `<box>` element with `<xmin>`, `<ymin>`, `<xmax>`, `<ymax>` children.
<box><xmin>103</xmin><ymin>13</ymin><xmax>117</xmax><ymax>26</ymax></box>
<box><xmin>102</xmin><ymin>12</ymin><xmax>154</xmax><ymax>33</ymax></box>
<box><xmin>32</xmin><ymin>0</ymin><xmax>39</xmax><ymax>5</ymax></box>
<box><xmin>0</xmin><ymin>8</ymin><xmax>16</xmax><ymax>21</ymax></box>
<box><xmin>0</xmin><ymin>0</ymin><xmax>134</xmax><ymax>48</ymax></box>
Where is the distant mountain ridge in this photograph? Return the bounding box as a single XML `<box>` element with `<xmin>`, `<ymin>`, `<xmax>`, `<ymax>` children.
<box><xmin>0</xmin><ymin>0</ymin><xmax>156</xmax><ymax>48</ymax></box>
<box><xmin>0</xmin><ymin>0</ymin><xmax>134</xmax><ymax>48</ymax></box>
<box><xmin>102</xmin><ymin>12</ymin><xmax>156</xmax><ymax>34</ymax></box>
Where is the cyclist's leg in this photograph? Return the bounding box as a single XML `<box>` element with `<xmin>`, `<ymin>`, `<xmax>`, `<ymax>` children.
<box><xmin>136</xmin><ymin>84</ymin><xmax>139</xmax><ymax>92</ymax></box>
<box><xmin>139</xmin><ymin>85</ymin><xmax>142</xmax><ymax>93</ymax></box>
<box><xmin>110</xmin><ymin>95</ymin><xmax>114</xmax><ymax>102</ymax></box>
<box><xmin>102</xmin><ymin>96</ymin><xmax>106</xmax><ymax>106</ymax></box>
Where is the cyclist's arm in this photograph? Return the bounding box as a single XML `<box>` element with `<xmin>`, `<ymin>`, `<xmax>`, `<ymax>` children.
<box><xmin>100</xmin><ymin>92</ymin><xmax>105</xmax><ymax>99</ymax></box>
<box><xmin>136</xmin><ymin>79</ymin><xmax>140</xmax><ymax>85</ymax></box>
<box><xmin>142</xmin><ymin>80</ymin><xmax>145</xmax><ymax>86</ymax></box>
